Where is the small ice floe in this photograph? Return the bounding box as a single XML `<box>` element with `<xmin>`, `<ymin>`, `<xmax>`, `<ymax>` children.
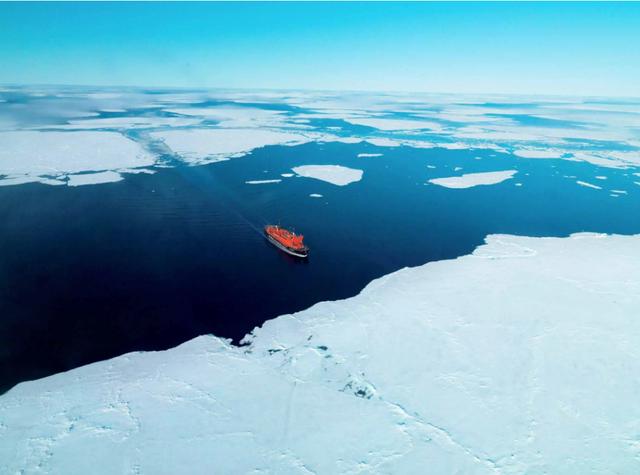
<box><xmin>428</xmin><ymin>170</ymin><xmax>517</xmax><ymax>189</ymax></box>
<box><xmin>67</xmin><ymin>171</ymin><xmax>123</xmax><ymax>187</ymax></box>
<box><xmin>513</xmin><ymin>148</ymin><xmax>562</xmax><ymax>159</ymax></box>
<box><xmin>292</xmin><ymin>165</ymin><xmax>363</xmax><ymax>186</ymax></box>
<box><xmin>118</xmin><ymin>168</ymin><xmax>156</xmax><ymax>175</ymax></box>
<box><xmin>245</xmin><ymin>179</ymin><xmax>282</xmax><ymax>185</ymax></box>
<box><xmin>610</xmin><ymin>189</ymin><xmax>627</xmax><ymax>195</ymax></box>
<box><xmin>515</xmin><ymin>183</ymin><xmax>523</xmax><ymax>187</ymax></box>
<box><xmin>427</xmin><ymin>165</ymin><xmax>437</xmax><ymax>169</ymax></box>
<box><xmin>454</xmin><ymin>167</ymin><xmax>463</xmax><ymax>171</ymax></box>
<box><xmin>595</xmin><ymin>176</ymin><xmax>608</xmax><ymax>180</ymax></box>
<box><xmin>357</xmin><ymin>153</ymin><xmax>382</xmax><ymax>158</ymax></box>
<box><xmin>576</xmin><ymin>180</ymin><xmax>602</xmax><ymax>190</ymax></box>
<box><xmin>634</xmin><ymin>181</ymin><xmax>640</xmax><ymax>186</ymax></box>
<box><xmin>281</xmin><ymin>173</ymin><xmax>294</xmax><ymax>178</ymax></box>
<box><xmin>309</xmin><ymin>193</ymin><xmax>323</xmax><ymax>198</ymax></box>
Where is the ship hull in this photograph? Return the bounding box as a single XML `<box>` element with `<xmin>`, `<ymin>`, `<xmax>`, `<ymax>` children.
<box><xmin>265</xmin><ymin>233</ymin><xmax>309</xmax><ymax>258</ymax></box>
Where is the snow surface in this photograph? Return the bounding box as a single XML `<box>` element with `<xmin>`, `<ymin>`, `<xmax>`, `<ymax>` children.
<box><xmin>1</xmin><ymin>233</ymin><xmax>640</xmax><ymax>473</ymax></box>
<box><xmin>150</xmin><ymin>129</ymin><xmax>312</xmax><ymax>165</ymax></box>
<box><xmin>429</xmin><ymin>170</ymin><xmax>517</xmax><ymax>189</ymax></box>
<box><xmin>0</xmin><ymin>131</ymin><xmax>156</xmax><ymax>186</ymax></box>
<box><xmin>292</xmin><ymin>165</ymin><xmax>363</xmax><ymax>186</ymax></box>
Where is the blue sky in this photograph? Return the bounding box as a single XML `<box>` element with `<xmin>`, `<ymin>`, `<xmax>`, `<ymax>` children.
<box><xmin>1</xmin><ymin>2</ymin><xmax>639</xmax><ymax>96</ymax></box>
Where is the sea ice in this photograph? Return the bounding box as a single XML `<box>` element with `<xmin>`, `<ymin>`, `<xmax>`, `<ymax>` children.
<box><xmin>309</xmin><ymin>193</ymin><xmax>323</xmax><ymax>198</ymax></box>
<box><xmin>345</xmin><ymin>117</ymin><xmax>442</xmax><ymax>131</ymax></box>
<box><xmin>513</xmin><ymin>148</ymin><xmax>563</xmax><ymax>159</ymax></box>
<box><xmin>0</xmin><ymin>131</ymin><xmax>156</xmax><ymax>185</ymax></box>
<box><xmin>150</xmin><ymin>129</ymin><xmax>312</xmax><ymax>165</ymax></box>
<box><xmin>1</xmin><ymin>233</ymin><xmax>639</xmax><ymax>474</ymax></box>
<box><xmin>292</xmin><ymin>165</ymin><xmax>363</xmax><ymax>186</ymax></box>
<box><xmin>67</xmin><ymin>171</ymin><xmax>124</xmax><ymax>187</ymax></box>
<box><xmin>576</xmin><ymin>180</ymin><xmax>602</xmax><ymax>190</ymax></box>
<box><xmin>357</xmin><ymin>153</ymin><xmax>383</xmax><ymax>158</ymax></box>
<box><xmin>245</xmin><ymin>179</ymin><xmax>282</xmax><ymax>185</ymax></box>
<box><xmin>428</xmin><ymin>170</ymin><xmax>517</xmax><ymax>189</ymax></box>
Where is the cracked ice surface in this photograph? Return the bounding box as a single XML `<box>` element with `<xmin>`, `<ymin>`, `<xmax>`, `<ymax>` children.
<box><xmin>1</xmin><ymin>233</ymin><xmax>640</xmax><ymax>474</ymax></box>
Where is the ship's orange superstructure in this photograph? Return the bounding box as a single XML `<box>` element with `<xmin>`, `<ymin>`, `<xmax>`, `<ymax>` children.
<box><xmin>264</xmin><ymin>225</ymin><xmax>309</xmax><ymax>257</ymax></box>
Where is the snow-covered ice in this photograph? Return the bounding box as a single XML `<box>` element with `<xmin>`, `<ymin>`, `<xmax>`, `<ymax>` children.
<box><xmin>513</xmin><ymin>148</ymin><xmax>563</xmax><ymax>159</ymax></box>
<box><xmin>429</xmin><ymin>170</ymin><xmax>517</xmax><ymax>189</ymax></box>
<box><xmin>150</xmin><ymin>129</ymin><xmax>312</xmax><ymax>165</ymax></box>
<box><xmin>67</xmin><ymin>171</ymin><xmax>124</xmax><ymax>187</ymax></box>
<box><xmin>0</xmin><ymin>131</ymin><xmax>156</xmax><ymax>186</ymax></box>
<box><xmin>576</xmin><ymin>180</ymin><xmax>602</xmax><ymax>190</ymax></box>
<box><xmin>245</xmin><ymin>179</ymin><xmax>282</xmax><ymax>185</ymax></box>
<box><xmin>292</xmin><ymin>165</ymin><xmax>363</xmax><ymax>186</ymax></box>
<box><xmin>1</xmin><ymin>233</ymin><xmax>640</xmax><ymax>473</ymax></box>
<box><xmin>344</xmin><ymin>117</ymin><xmax>443</xmax><ymax>131</ymax></box>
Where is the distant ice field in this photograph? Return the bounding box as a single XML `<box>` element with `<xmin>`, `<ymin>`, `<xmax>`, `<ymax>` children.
<box><xmin>0</xmin><ymin>86</ymin><xmax>639</xmax><ymax>187</ymax></box>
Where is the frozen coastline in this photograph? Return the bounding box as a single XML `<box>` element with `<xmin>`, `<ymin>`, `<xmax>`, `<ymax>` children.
<box><xmin>1</xmin><ymin>232</ymin><xmax>640</xmax><ymax>474</ymax></box>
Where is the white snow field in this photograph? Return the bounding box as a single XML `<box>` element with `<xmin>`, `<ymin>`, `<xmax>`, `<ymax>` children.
<box><xmin>429</xmin><ymin>170</ymin><xmax>517</xmax><ymax>189</ymax></box>
<box><xmin>0</xmin><ymin>131</ymin><xmax>156</xmax><ymax>186</ymax></box>
<box><xmin>292</xmin><ymin>165</ymin><xmax>363</xmax><ymax>186</ymax></box>
<box><xmin>1</xmin><ymin>233</ymin><xmax>640</xmax><ymax>474</ymax></box>
<box><xmin>150</xmin><ymin>128</ymin><xmax>312</xmax><ymax>165</ymax></box>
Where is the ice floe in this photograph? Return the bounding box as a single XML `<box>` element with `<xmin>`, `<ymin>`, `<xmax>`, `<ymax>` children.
<box><xmin>309</xmin><ymin>193</ymin><xmax>323</xmax><ymax>198</ymax></box>
<box><xmin>2</xmin><ymin>233</ymin><xmax>640</xmax><ymax>473</ymax></box>
<box><xmin>280</xmin><ymin>173</ymin><xmax>295</xmax><ymax>178</ymax></box>
<box><xmin>344</xmin><ymin>117</ymin><xmax>442</xmax><ymax>131</ymax></box>
<box><xmin>513</xmin><ymin>148</ymin><xmax>563</xmax><ymax>159</ymax></box>
<box><xmin>0</xmin><ymin>131</ymin><xmax>156</xmax><ymax>186</ymax></box>
<box><xmin>67</xmin><ymin>171</ymin><xmax>124</xmax><ymax>187</ymax></box>
<box><xmin>357</xmin><ymin>153</ymin><xmax>383</xmax><ymax>158</ymax></box>
<box><xmin>164</xmin><ymin>106</ymin><xmax>289</xmax><ymax>128</ymax></box>
<box><xmin>576</xmin><ymin>180</ymin><xmax>602</xmax><ymax>190</ymax></box>
<box><xmin>292</xmin><ymin>165</ymin><xmax>363</xmax><ymax>186</ymax></box>
<box><xmin>429</xmin><ymin>170</ymin><xmax>517</xmax><ymax>189</ymax></box>
<box><xmin>150</xmin><ymin>129</ymin><xmax>312</xmax><ymax>165</ymax></box>
<box><xmin>245</xmin><ymin>179</ymin><xmax>282</xmax><ymax>185</ymax></box>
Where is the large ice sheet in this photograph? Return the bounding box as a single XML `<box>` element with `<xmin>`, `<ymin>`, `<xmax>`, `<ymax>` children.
<box><xmin>1</xmin><ymin>233</ymin><xmax>639</xmax><ymax>473</ymax></box>
<box><xmin>292</xmin><ymin>164</ymin><xmax>363</xmax><ymax>186</ymax></box>
<box><xmin>429</xmin><ymin>170</ymin><xmax>517</xmax><ymax>188</ymax></box>
<box><xmin>0</xmin><ymin>131</ymin><xmax>156</xmax><ymax>186</ymax></box>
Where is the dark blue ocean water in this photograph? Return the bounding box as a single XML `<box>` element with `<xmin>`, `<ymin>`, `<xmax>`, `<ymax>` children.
<box><xmin>1</xmin><ymin>141</ymin><xmax>639</xmax><ymax>392</ymax></box>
